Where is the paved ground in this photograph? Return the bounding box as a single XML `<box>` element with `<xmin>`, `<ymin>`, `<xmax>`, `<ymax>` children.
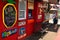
<box><xmin>39</xmin><ymin>31</ymin><xmax>57</xmax><ymax>40</ymax></box>
<box><xmin>25</xmin><ymin>24</ymin><xmax>60</xmax><ymax>40</ymax></box>
<box><xmin>55</xmin><ymin>27</ymin><xmax>60</xmax><ymax>40</ymax></box>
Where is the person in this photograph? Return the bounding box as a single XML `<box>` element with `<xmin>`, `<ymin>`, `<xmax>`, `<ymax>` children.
<box><xmin>52</xmin><ymin>11</ymin><xmax>58</xmax><ymax>29</ymax></box>
<box><xmin>53</xmin><ymin>16</ymin><xmax>58</xmax><ymax>29</ymax></box>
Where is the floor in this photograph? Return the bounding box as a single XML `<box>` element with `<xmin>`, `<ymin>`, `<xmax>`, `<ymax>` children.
<box><xmin>39</xmin><ymin>31</ymin><xmax>57</xmax><ymax>40</ymax></box>
<box><xmin>55</xmin><ymin>27</ymin><xmax>60</xmax><ymax>40</ymax></box>
<box><xmin>25</xmin><ymin>24</ymin><xmax>59</xmax><ymax>40</ymax></box>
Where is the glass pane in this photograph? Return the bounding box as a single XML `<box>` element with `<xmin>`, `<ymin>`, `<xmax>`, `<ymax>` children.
<box><xmin>18</xmin><ymin>0</ymin><xmax>26</xmax><ymax>20</ymax></box>
<box><xmin>19</xmin><ymin>1</ymin><xmax>26</xmax><ymax>10</ymax></box>
<box><xmin>19</xmin><ymin>11</ymin><xmax>25</xmax><ymax>18</ymax></box>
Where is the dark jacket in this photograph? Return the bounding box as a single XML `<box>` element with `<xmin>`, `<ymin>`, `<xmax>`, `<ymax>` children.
<box><xmin>53</xmin><ymin>17</ymin><xmax>58</xmax><ymax>24</ymax></box>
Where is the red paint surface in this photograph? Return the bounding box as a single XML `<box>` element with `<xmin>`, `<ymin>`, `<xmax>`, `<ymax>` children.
<box><xmin>25</xmin><ymin>0</ymin><xmax>35</xmax><ymax>37</ymax></box>
<box><xmin>34</xmin><ymin>1</ymin><xmax>44</xmax><ymax>23</ymax></box>
<box><xmin>33</xmin><ymin>1</ymin><xmax>44</xmax><ymax>32</ymax></box>
<box><xmin>26</xmin><ymin>23</ymin><xmax>34</xmax><ymax>36</ymax></box>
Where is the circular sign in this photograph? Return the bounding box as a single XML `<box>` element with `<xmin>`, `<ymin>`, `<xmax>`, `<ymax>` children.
<box><xmin>3</xmin><ymin>3</ymin><xmax>17</xmax><ymax>28</ymax></box>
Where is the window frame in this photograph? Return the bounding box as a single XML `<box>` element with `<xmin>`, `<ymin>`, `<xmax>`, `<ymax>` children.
<box><xmin>18</xmin><ymin>0</ymin><xmax>26</xmax><ymax>20</ymax></box>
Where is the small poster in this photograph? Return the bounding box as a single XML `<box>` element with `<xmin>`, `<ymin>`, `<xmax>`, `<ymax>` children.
<box><xmin>38</xmin><ymin>15</ymin><xmax>42</xmax><ymax>19</ymax></box>
<box><xmin>19</xmin><ymin>27</ymin><xmax>26</xmax><ymax>35</ymax></box>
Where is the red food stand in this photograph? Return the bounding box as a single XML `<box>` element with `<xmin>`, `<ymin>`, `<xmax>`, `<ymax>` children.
<box><xmin>0</xmin><ymin>0</ymin><xmax>44</xmax><ymax>40</ymax></box>
<box><xmin>0</xmin><ymin>0</ymin><xmax>18</xmax><ymax>40</ymax></box>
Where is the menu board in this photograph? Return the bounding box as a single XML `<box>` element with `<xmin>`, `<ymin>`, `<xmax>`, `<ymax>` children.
<box><xmin>3</xmin><ymin>3</ymin><xmax>17</xmax><ymax>28</ymax></box>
